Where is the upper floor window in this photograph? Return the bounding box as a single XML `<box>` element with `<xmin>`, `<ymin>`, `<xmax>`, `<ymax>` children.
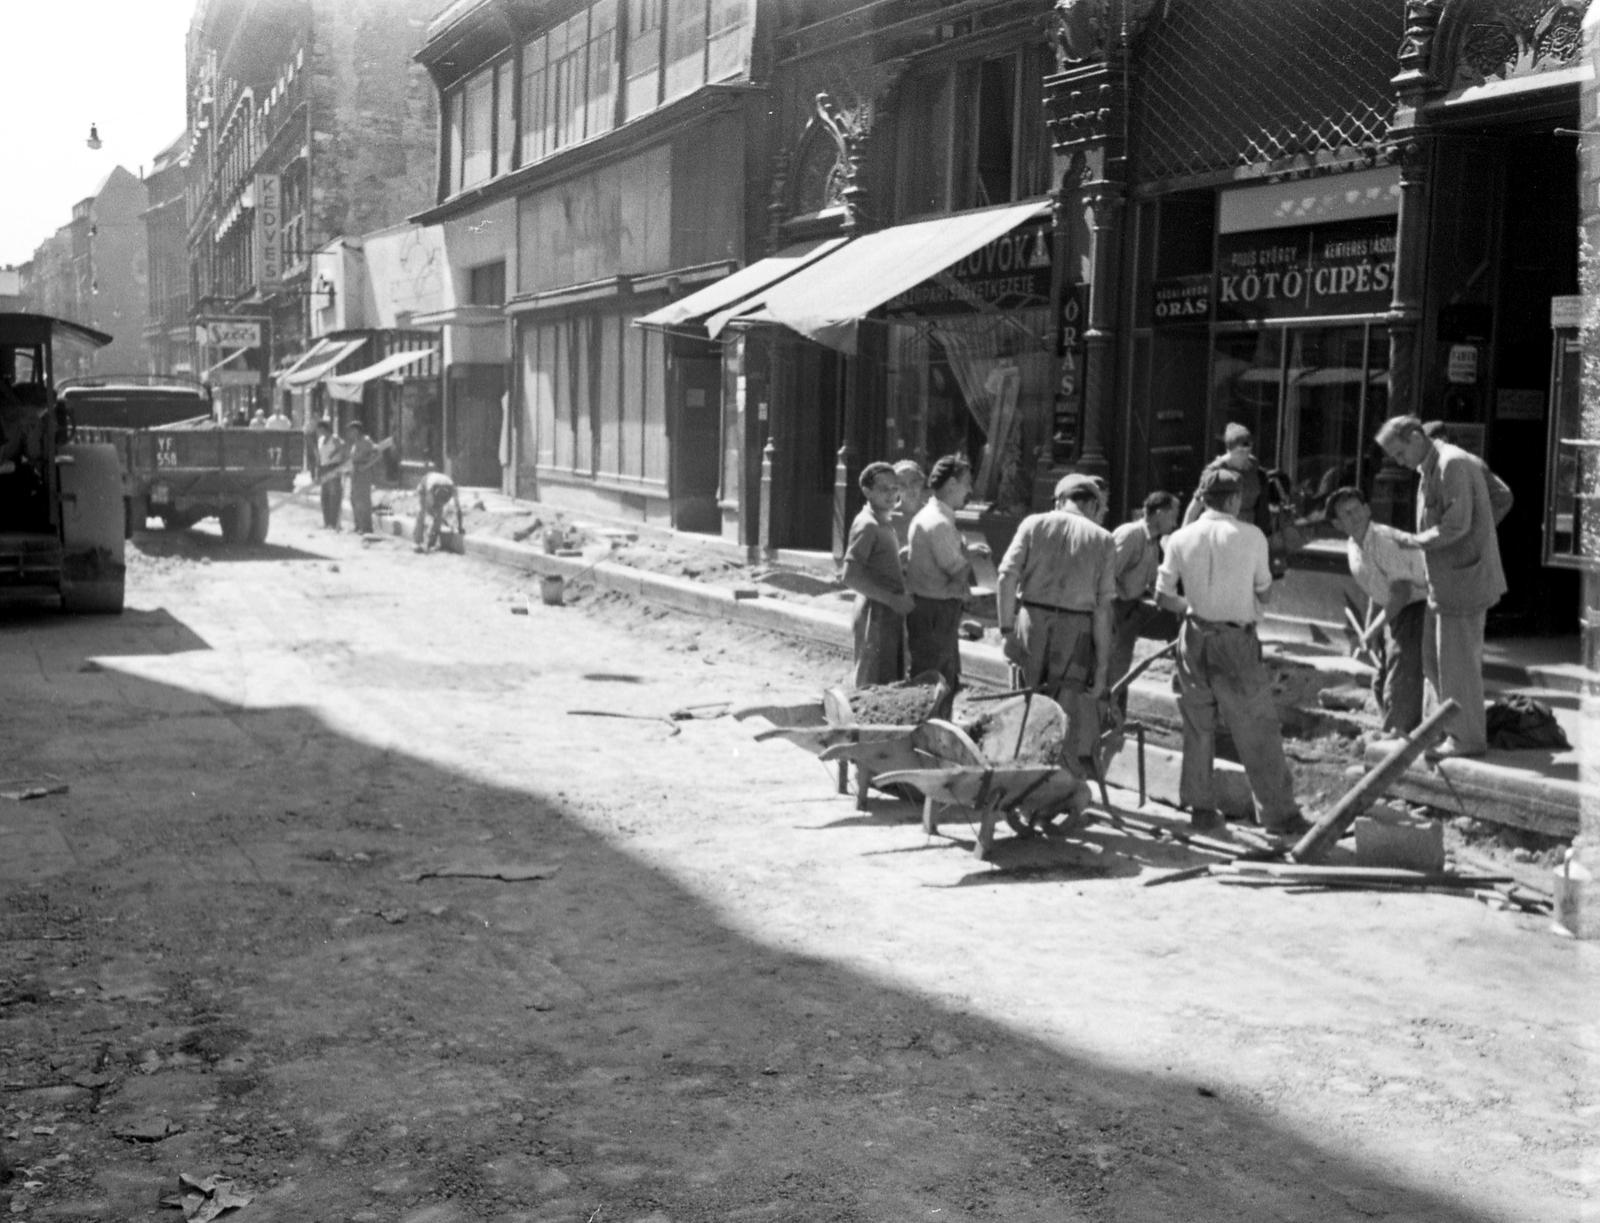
<box><xmin>895</xmin><ymin>46</ymin><xmax>1050</xmax><ymax>220</ymax></box>
<box><xmin>446</xmin><ymin>57</ymin><xmax>515</xmax><ymax>195</ymax></box>
<box><xmin>468</xmin><ymin>259</ymin><xmax>507</xmax><ymax>306</ymax></box>
<box><xmin>522</xmin><ymin>0</ymin><xmax>618</xmax><ymax>165</ymax></box>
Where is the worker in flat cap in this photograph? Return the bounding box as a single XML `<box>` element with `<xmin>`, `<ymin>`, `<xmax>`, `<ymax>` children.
<box><xmin>996</xmin><ymin>472</ymin><xmax>1118</xmax><ymax>763</ymax></box>
<box><xmin>1156</xmin><ymin>466</ymin><xmax>1305</xmax><ymax>839</ymax></box>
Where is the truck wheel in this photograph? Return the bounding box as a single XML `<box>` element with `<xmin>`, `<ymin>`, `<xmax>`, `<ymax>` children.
<box><xmin>246</xmin><ymin>490</ymin><xmax>271</xmax><ymax>545</ymax></box>
<box><xmin>219</xmin><ymin>499</ymin><xmax>254</xmax><ymax>545</ymax></box>
<box><xmin>60</xmin><ymin>579</ymin><xmax>124</xmax><ymax>614</ymax></box>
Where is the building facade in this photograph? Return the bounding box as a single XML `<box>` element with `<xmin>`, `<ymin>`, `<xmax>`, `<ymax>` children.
<box><xmin>20</xmin><ymin>167</ymin><xmax>150</xmax><ymax>381</ymax></box>
<box><xmin>184</xmin><ymin>0</ymin><xmax>439</xmax><ymax>421</ymax></box>
<box><xmin>144</xmin><ymin>134</ymin><xmax>195</xmax><ymax>377</ymax></box>
<box><xmin>415</xmin><ymin>0</ymin><xmax>769</xmax><ymax>523</ymax></box>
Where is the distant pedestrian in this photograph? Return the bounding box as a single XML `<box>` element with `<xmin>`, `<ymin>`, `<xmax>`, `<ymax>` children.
<box><xmin>905</xmin><ymin>455</ymin><xmax>983</xmax><ymax>689</ymax></box>
<box><xmin>1377</xmin><ymin>414</ymin><xmax>1507</xmax><ymax>758</ymax></box>
<box><xmin>996</xmin><ymin>473</ymin><xmax>1117</xmax><ymax>763</ymax></box>
<box><xmin>1327</xmin><ymin>486</ymin><xmax>1427</xmax><ymax>735</ymax></box>
<box><xmin>1106</xmin><ymin>490</ymin><xmax>1182</xmax><ymax>711</ymax></box>
<box><xmin>248</xmin><ymin>409</ymin><xmax>268</xmax><ymax>429</ymax></box>
<box><xmin>413</xmin><ymin>466</ymin><xmax>463</xmax><ymax>553</ymax></box>
<box><xmin>344</xmin><ymin>422</ymin><xmax>381</xmax><ymax>535</ymax></box>
<box><xmin>1183</xmin><ymin>423</ymin><xmax>1274</xmax><ymax>534</ymax></box>
<box><xmin>265</xmin><ymin>405</ymin><xmax>293</xmax><ymax>430</ymax></box>
<box><xmin>315</xmin><ymin>419</ymin><xmax>345</xmax><ymax>530</ymax></box>
<box><xmin>1156</xmin><ymin>467</ymin><xmax>1304</xmax><ymax>837</ymax></box>
<box><xmin>842</xmin><ymin>461</ymin><xmax>914</xmax><ymax>689</ymax></box>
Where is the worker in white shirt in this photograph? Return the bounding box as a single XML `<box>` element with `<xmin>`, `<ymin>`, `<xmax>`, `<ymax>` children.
<box><xmin>1155</xmin><ymin>467</ymin><xmax>1303</xmax><ymax>837</ymax></box>
<box><xmin>265</xmin><ymin>404</ymin><xmax>293</xmax><ymax>430</ymax></box>
<box><xmin>1327</xmin><ymin>486</ymin><xmax>1429</xmax><ymax>735</ymax></box>
<box><xmin>413</xmin><ymin>465</ymin><xmax>463</xmax><ymax>553</ymax></box>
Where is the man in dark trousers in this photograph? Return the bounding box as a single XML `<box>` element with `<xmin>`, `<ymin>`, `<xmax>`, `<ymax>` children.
<box><xmin>343</xmin><ymin>422</ymin><xmax>381</xmax><ymax>535</ymax></box>
<box><xmin>996</xmin><ymin>472</ymin><xmax>1117</xmax><ymax>762</ymax></box>
<box><xmin>842</xmin><ymin>461</ymin><xmax>914</xmax><ymax>689</ymax></box>
<box><xmin>314</xmin><ymin>418</ymin><xmax>345</xmax><ymax>530</ymax></box>
<box><xmin>1156</xmin><ymin>467</ymin><xmax>1304</xmax><ymax>837</ymax></box>
<box><xmin>904</xmin><ymin>454</ymin><xmax>981</xmax><ymax>689</ymax></box>
<box><xmin>1106</xmin><ymin>489</ymin><xmax>1182</xmax><ymax>711</ymax></box>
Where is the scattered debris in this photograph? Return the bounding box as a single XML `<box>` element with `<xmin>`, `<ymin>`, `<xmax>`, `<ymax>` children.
<box><xmin>115</xmin><ymin>1116</ymin><xmax>183</xmax><ymax>1143</ymax></box>
<box><xmin>414</xmin><ymin>863</ymin><xmax>559</xmax><ymax>883</ymax></box>
<box><xmin>1</xmin><ymin>783</ymin><xmax>69</xmax><ymax>802</ymax></box>
<box><xmin>164</xmin><ymin>1172</ymin><xmax>251</xmax><ymax>1222</ymax></box>
<box><xmin>668</xmin><ymin>701</ymin><xmax>731</xmax><ymax>721</ymax></box>
<box><xmin>374</xmin><ymin>908</ymin><xmax>409</xmax><ymax>924</ymax></box>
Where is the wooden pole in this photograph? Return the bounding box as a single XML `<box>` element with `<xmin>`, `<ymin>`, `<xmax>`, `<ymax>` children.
<box><xmin>758</xmin><ymin>439</ymin><xmax>776</xmax><ymax>562</ymax></box>
<box><xmin>1289</xmin><ymin>698</ymin><xmax>1459</xmax><ymax>863</ymax></box>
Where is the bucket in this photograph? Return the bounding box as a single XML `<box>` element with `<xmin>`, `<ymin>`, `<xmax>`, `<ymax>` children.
<box><xmin>1552</xmin><ymin>850</ymin><xmax>1591</xmax><ymax>937</ymax></box>
<box><xmin>539</xmin><ymin>574</ymin><xmax>565</xmax><ymax>606</ymax></box>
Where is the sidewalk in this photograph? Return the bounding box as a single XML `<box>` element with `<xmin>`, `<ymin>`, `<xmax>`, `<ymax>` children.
<box><xmin>379</xmin><ymin>490</ymin><xmax>1590</xmax><ymax>840</ymax></box>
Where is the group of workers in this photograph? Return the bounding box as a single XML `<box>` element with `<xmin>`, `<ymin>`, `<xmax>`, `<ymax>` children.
<box><xmin>311</xmin><ymin>416</ymin><xmax>461</xmax><ymax>551</ymax></box>
<box><xmin>842</xmin><ymin>411</ymin><xmax>1510</xmax><ymax>840</ymax></box>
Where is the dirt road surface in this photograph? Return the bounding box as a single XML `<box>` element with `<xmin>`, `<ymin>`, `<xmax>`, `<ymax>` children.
<box><xmin>2</xmin><ymin>496</ymin><xmax>1592</xmax><ymax>1223</ymax></box>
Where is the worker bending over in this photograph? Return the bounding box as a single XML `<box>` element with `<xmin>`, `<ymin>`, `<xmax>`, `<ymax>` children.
<box><xmin>413</xmin><ymin>465</ymin><xmax>464</xmax><ymax>553</ymax></box>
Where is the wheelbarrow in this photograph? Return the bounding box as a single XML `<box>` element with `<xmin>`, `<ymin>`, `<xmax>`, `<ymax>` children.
<box><xmin>877</xmin><ymin>693</ymin><xmax>1094</xmax><ymax>860</ymax></box>
<box><xmin>1088</xmin><ymin>640</ymin><xmax>1178</xmax><ymax>809</ymax></box>
<box><xmin>735</xmin><ymin>674</ymin><xmax>951</xmax><ymax>808</ymax></box>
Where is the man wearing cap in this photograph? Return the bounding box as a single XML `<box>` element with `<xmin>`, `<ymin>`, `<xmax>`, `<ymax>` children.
<box><xmin>1156</xmin><ymin>466</ymin><xmax>1304</xmax><ymax>837</ymax></box>
<box><xmin>1376</xmin><ymin>414</ymin><xmax>1506</xmax><ymax>758</ymax></box>
<box><xmin>996</xmin><ymin>473</ymin><xmax>1117</xmax><ymax>761</ymax></box>
<box><xmin>1106</xmin><ymin>490</ymin><xmax>1182</xmax><ymax>712</ymax></box>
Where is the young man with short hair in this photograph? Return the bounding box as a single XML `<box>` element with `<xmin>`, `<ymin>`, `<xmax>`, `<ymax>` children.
<box><xmin>1327</xmin><ymin>485</ymin><xmax>1428</xmax><ymax>735</ymax></box>
<box><xmin>1157</xmin><ymin>467</ymin><xmax>1303</xmax><ymax>837</ymax></box>
<box><xmin>1375</xmin><ymin>414</ymin><xmax>1507</xmax><ymax>757</ymax></box>
<box><xmin>1106</xmin><ymin>489</ymin><xmax>1182</xmax><ymax>709</ymax></box>
<box><xmin>843</xmin><ymin>461</ymin><xmax>914</xmax><ymax>689</ymax></box>
<box><xmin>891</xmin><ymin>459</ymin><xmax>928</xmax><ymax>547</ymax></box>
<box><xmin>905</xmin><ymin>454</ymin><xmax>979</xmax><ymax>689</ymax></box>
<box><xmin>314</xmin><ymin>418</ymin><xmax>345</xmax><ymax>530</ymax></box>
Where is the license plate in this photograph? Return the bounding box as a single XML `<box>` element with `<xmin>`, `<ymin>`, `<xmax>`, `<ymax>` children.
<box><xmin>150</xmin><ymin>483</ymin><xmax>171</xmax><ymax>503</ymax></box>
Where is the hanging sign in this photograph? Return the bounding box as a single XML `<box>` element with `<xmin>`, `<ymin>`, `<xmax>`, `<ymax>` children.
<box><xmin>195</xmin><ymin>319</ymin><xmax>261</xmax><ymax>348</ymax></box>
<box><xmin>883</xmin><ymin>220</ymin><xmax>1052</xmax><ymax>317</ymax></box>
<box><xmin>254</xmin><ymin>174</ymin><xmax>283</xmax><ymax>291</ymax></box>
<box><xmin>1213</xmin><ymin>217</ymin><xmax>1395</xmax><ymax>323</ymax></box>
<box><xmin>1151</xmin><ymin>274</ymin><xmax>1212</xmax><ymax>325</ymax></box>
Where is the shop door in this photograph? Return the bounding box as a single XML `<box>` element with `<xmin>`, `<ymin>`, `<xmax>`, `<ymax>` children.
<box><xmin>670</xmin><ymin>353</ymin><xmax>722</xmax><ymax>535</ymax></box>
<box><xmin>778</xmin><ymin>339</ymin><xmax>842</xmax><ymax>551</ymax></box>
<box><xmin>447</xmin><ymin>364</ymin><xmax>505</xmax><ymax>488</ymax></box>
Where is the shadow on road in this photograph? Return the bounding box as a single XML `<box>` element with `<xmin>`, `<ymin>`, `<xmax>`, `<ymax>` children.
<box><xmin>133</xmin><ymin>529</ymin><xmax>329</xmax><ymax>563</ymax></box>
<box><xmin>0</xmin><ymin>609</ymin><xmax>1508</xmax><ymax>1223</ymax></box>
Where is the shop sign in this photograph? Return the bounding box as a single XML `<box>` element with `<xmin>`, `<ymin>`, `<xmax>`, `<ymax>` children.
<box><xmin>1551</xmin><ymin>295</ymin><xmax>1583</xmax><ymax>329</ymax></box>
<box><xmin>1446</xmin><ymin>343</ymin><xmax>1479</xmax><ymax>385</ymax></box>
<box><xmin>884</xmin><ymin>220</ymin><xmax>1052</xmax><ymax>317</ymax></box>
<box><xmin>212</xmin><ymin>369</ymin><xmax>261</xmax><ymax>387</ymax></box>
<box><xmin>195</xmin><ymin>319</ymin><xmax>261</xmax><ymax>349</ymax></box>
<box><xmin>1151</xmin><ymin>274</ymin><xmax>1211</xmax><ymax>326</ymax></box>
<box><xmin>254</xmin><ymin>174</ymin><xmax>283</xmax><ymax>291</ymax></box>
<box><xmin>1213</xmin><ymin>217</ymin><xmax>1395</xmax><ymax>323</ymax></box>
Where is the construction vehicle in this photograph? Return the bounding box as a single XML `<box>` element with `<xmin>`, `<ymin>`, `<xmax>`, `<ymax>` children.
<box><xmin>62</xmin><ymin>375</ymin><xmax>303</xmax><ymax>545</ymax></box>
<box><xmin>0</xmin><ymin>313</ymin><xmax>124</xmax><ymax>613</ymax></box>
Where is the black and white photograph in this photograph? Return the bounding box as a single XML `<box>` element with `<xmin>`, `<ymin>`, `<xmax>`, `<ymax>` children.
<box><xmin>1</xmin><ymin>0</ymin><xmax>1596</xmax><ymax>1219</ymax></box>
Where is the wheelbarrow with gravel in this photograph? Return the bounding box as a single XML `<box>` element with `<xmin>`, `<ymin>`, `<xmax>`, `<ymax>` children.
<box><xmin>734</xmin><ymin>673</ymin><xmax>952</xmax><ymax>807</ymax></box>
<box><xmin>875</xmin><ymin>692</ymin><xmax>1094</xmax><ymax>860</ymax></box>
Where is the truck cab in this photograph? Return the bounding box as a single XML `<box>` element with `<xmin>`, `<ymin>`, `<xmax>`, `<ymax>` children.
<box><xmin>0</xmin><ymin>313</ymin><xmax>124</xmax><ymax>613</ymax></box>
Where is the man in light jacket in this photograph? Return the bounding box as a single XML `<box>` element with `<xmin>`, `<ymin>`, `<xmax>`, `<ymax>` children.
<box><xmin>1376</xmin><ymin>414</ymin><xmax>1507</xmax><ymax>757</ymax></box>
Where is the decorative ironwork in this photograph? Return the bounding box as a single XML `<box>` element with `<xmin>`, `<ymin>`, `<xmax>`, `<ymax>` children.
<box><xmin>1044</xmin><ymin>62</ymin><xmax>1123</xmax><ymax>155</ymax></box>
<box><xmin>1051</xmin><ymin>0</ymin><xmax>1168</xmax><ymax>71</ymax></box>
<box><xmin>1132</xmin><ymin>0</ymin><xmax>1400</xmax><ymax>182</ymax></box>
<box><xmin>1398</xmin><ymin>0</ymin><xmax>1446</xmax><ymax>81</ymax></box>
<box><xmin>1451</xmin><ymin>0</ymin><xmax>1588</xmax><ymax>89</ymax></box>
<box><xmin>787</xmin><ymin>93</ymin><xmax>874</xmax><ymax>223</ymax></box>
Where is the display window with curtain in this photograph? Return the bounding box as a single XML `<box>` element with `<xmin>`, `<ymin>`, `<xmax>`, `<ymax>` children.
<box><xmin>880</xmin><ymin>216</ymin><xmax>1054</xmax><ymax>514</ymax></box>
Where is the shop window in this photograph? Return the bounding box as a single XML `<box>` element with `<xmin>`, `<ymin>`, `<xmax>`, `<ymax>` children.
<box><xmin>1157</xmin><ymin>192</ymin><xmax>1215</xmax><ymax>278</ymax></box>
<box><xmin>468</xmin><ymin>260</ymin><xmax>506</xmax><ymax>307</ymax></box>
<box><xmin>896</xmin><ymin>47</ymin><xmax>1049</xmax><ymax>219</ymax></box>
<box><xmin>1210</xmin><ymin>322</ymin><xmax>1389</xmax><ymax>532</ymax></box>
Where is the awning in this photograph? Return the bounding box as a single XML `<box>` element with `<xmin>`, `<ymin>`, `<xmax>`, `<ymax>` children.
<box><xmin>282</xmin><ymin>338</ymin><xmax>367</xmax><ymax>388</ymax></box>
<box><xmin>273</xmin><ymin>337</ymin><xmax>334</xmax><ymax>384</ymax></box>
<box><xmin>707</xmin><ymin>201</ymin><xmax>1052</xmax><ymax>353</ymax></box>
<box><xmin>324</xmin><ymin>348</ymin><xmax>438</xmax><ymax>402</ymax></box>
<box><xmin>633</xmin><ymin>237</ymin><xmax>849</xmax><ymax>332</ymax></box>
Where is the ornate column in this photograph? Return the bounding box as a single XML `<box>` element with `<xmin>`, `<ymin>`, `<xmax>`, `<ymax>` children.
<box><xmin>1386</xmin><ymin>0</ymin><xmax>1445</xmax><ymax>422</ymax></box>
<box><xmin>1043</xmin><ymin>0</ymin><xmax>1160</xmax><ymax>486</ymax></box>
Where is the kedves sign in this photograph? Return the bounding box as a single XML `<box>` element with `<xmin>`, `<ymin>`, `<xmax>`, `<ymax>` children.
<box><xmin>1213</xmin><ymin>217</ymin><xmax>1395</xmax><ymax>323</ymax></box>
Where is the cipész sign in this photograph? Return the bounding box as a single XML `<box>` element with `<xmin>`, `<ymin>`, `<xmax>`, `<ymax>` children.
<box><xmin>1214</xmin><ymin>218</ymin><xmax>1395</xmax><ymax>323</ymax></box>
